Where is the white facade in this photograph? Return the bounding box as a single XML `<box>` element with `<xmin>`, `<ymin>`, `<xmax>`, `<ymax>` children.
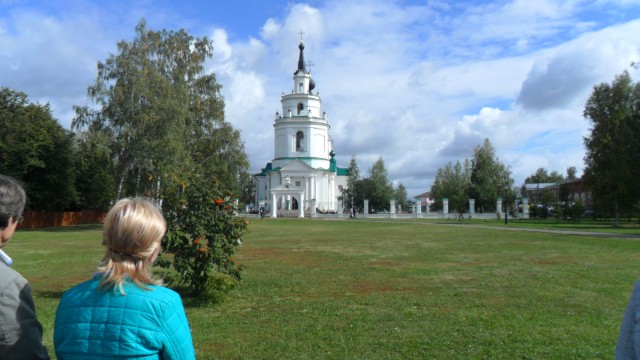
<box><xmin>254</xmin><ymin>40</ymin><xmax>348</xmax><ymax>216</ymax></box>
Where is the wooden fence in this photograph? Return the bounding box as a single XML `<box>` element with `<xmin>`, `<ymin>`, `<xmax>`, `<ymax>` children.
<box><xmin>18</xmin><ymin>210</ymin><xmax>106</xmax><ymax>229</ymax></box>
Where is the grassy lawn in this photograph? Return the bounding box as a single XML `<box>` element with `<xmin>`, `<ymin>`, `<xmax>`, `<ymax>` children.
<box><xmin>9</xmin><ymin>219</ymin><xmax>640</xmax><ymax>359</ymax></box>
<box><xmin>406</xmin><ymin>216</ymin><xmax>640</xmax><ymax>235</ymax></box>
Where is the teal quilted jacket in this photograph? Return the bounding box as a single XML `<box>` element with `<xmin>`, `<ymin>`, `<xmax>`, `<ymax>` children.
<box><xmin>54</xmin><ymin>276</ymin><xmax>195</xmax><ymax>359</ymax></box>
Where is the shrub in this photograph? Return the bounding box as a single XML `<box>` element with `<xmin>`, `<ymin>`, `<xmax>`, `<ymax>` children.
<box><xmin>157</xmin><ymin>177</ymin><xmax>248</xmax><ymax>298</ymax></box>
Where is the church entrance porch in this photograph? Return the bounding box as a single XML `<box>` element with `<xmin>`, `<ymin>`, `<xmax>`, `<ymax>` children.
<box><xmin>270</xmin><ymin>179</ymin><xmax>305</xmax><ymax>218</ymax></box>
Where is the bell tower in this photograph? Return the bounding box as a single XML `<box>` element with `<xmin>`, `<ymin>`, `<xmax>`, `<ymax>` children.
<box><xmin>254</xmin><ymin>35</ymin><xmax>348</xmax><ymax>216</ymax></box>
<box><xmin>272</xmin><ymin>38</ymin><xmax>332</xmax><ymax>170</ymax></box>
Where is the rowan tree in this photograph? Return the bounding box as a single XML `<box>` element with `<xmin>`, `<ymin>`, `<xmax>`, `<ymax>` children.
<box><xmin>72</xmin><ymin>19</ymin><xmax>249</xmax><ymax>297</ymax></box>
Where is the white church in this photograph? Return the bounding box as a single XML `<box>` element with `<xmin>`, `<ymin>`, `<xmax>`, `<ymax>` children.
<box><xmin>254</xmin><ymin>39</ymin><xmax>348</xmax><ymax>218</ymax></box>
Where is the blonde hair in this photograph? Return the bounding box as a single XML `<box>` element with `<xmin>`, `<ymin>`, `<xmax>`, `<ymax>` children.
<box><xmin>98</xmin><ymin>197</ymin><xmax>166</xmax><ymax>294</ymax></box>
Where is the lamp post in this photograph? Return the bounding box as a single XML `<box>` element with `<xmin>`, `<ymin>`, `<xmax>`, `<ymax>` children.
<box><xmin>536</xmin><ymin>176</ymin><xmax>540</xmax><ymax>207</ymax></box>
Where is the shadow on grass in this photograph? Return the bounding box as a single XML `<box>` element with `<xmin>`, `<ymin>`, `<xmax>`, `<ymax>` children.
<box><xmin>35</xmin><ymin>286</ymin><xmax>228</xmax><ymax>307</ymax></box>
<box><xmin>169</xmin><ymin>285</ymin><xmax>229</xmax><ymax>308</ymax></box>
<box><xmin>34</xmin><ymin>290</ymin><xmax>64</xmax><ymax>299</ymax></box>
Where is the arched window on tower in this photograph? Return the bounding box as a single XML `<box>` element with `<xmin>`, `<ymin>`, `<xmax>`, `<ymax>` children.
<box><xmin>296</xmin><ymin>131</ymin><xmax>305</xmax><ymax>152</ymax></box>
<box><xmin>297</xmin><ymin>103</ymin><xmax>304</xmax><ymax>115</ymax></box>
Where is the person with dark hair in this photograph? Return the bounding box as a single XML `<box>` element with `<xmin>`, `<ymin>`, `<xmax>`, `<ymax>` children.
<box><xmin>0</xmin><ymin>174</ymin><xmax>50</xmax><ymax>359</ymax></box>
<box><xmin>54</xmin><ymin>197</ymin><xmax>195</xmax><ymax>359</ymax></box>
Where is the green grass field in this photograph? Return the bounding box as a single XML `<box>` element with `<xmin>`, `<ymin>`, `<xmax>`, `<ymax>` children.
<box><xmin>9</xmin><ymin>219</ymin><xmax>640</xmax><ymax>359</ymax></box>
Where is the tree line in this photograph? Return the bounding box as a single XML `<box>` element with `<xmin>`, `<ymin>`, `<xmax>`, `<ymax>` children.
<box><xmin>430</xmin><ymin>139</ymin><xmax>513</xmax><ymax>217</ymax></box>
<box><xmin>583</xmin><ymin>70</ymin><xmax>640</xmax><ymax>225</ymax></box>
<box><xmin>427</xmin><ymin>68</ymin><xmax>640</xmax><ymax>225</ymax></box>
<box><xmin>0</xmin><ymin>20</ymin><xmax>253</xmax><ymax>212</ymax></box>
<box><xmin>341</xmin><ymin>156</ymin><xmax>409</xmax><ymax>213</ymax></box>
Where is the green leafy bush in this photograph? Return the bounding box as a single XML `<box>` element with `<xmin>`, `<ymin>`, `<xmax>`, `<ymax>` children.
<box><xmin>157</xmin><ymin>177</ymin><xmax>248</xmax><ymax>298</ymax></box>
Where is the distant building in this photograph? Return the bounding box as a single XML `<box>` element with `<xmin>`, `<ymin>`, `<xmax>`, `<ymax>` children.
<box><xmin>414</xmin><ymin>191</ymin><xmax>434</xmax><ymax>210</ymax></box>
<box><xmin>254</xmin><ymin>39</ymin><xmax>348</xmax><ymax>217</ymax></box>
<box><xmin>523</xmin><ymin>178</ymin><xmax>592</xmax><ymax>207</ymax></box>
<box><xmin>522</xmin><ymin>182</ymin><xmax>559</xmax><ymax>203</ymax></box>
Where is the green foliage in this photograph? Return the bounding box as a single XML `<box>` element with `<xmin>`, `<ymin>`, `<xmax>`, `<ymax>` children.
<box><xmin>540</xmin><ymin>188</ymin><xmax>556</xmax><ymax>207</ymax></box>
<box><xmin>524</xmin><ymin>167</ymin><xmax>565</xmax><ymax>184</ymax></box>
<box><xmin>571</xmin><ymin>199</ymin><xmax>585</xmax><ymax>223</ymax></box>
<box><xmin>552</xmin><ymin>202</ymin><xmax>562</xmax><ymax>223</ymax></box>
<box><xmin>341</xmin><ymin>156</ymin><xmax>360</xmax><ymax>211</ymax></box>
<box><xmin>366</xmin><ymin>157</ymin><xmax>394</xmax><ymax>211</ymax></box>
<box><xmin>73</xmin><ymin>138</ymin><xmax>115</xmax><ymax>211</ymax></box>
<box><xmin>354</xmin><ymin>178</ymin><xmax>374</xmax><ymax>212</ymax></box>
<box><xmin>0</xmin><ymin>19</ymin><xmax>253</xmax><ymax>287</ymax></box>
<box><xmin>395</xmin><ymin>183</ymin><xmax>409</xmax><ymax>211</ymax></box>
<box><xmin>72</xmin><ymin>19</ymin><xmax>249</xmax><ymax>203</ymax></box>
<box><xmin>468</xmin><ymin>139</ymin><xmax>512</xmax><ymax>212</ymax></box>
<box><xmin>158</xmin><ymin>176</ymin><xmax>248</xmax><ymax>298</ymax></box>
<box><xmin>0</xmin><ymin>87</ymin><xmax>77</xmax><ymax>210</ymax></box>
<box><xmin>431</xmin><ymin>160</ymin><xmax>470</xmax><ymax>214</ymax></box>
<box><xmin>583</xmin><ymin>71</ymin><xmax>640</xmax><ymax>226</ymax></box>
<box><xmin>238</xmin><ymin>172</ymin><xmax>256</xmax><ymax>209</ymax></box>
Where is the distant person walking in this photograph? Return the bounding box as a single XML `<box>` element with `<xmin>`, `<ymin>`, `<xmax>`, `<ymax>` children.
<box><xmin>54</xmin><ymin>197</ymin><xmax>196</xmax><ymax>359</ymax></box>
<box><xmin>0</xmin><ymin>174</ymin><xmax>50</xmax><ymax>359</ymax></box>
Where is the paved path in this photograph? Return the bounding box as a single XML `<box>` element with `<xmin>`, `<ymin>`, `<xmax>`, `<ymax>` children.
<box><xmin>426</xmin><ymin>222</ymin><xmax>640</xmax><ymax>239</ymax></box>
<box><xmin>340</xmin><ymin>218</ymin><xmax>640</xmax><ymax>239</ymax></box>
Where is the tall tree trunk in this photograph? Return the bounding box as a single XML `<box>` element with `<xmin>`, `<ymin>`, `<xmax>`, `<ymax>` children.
<box><xmin>135</xmin><ymin>167</ymin><xmax>141</xmax><ymax>197</ymax></box>
<box><xmin>116</xmin><ymin>173</ymin><xmax>125</xmax><ymax>201</ymax></box>
<box><xmin>156</xmin><ymin>175</ymin><xmax>163</xmax><ymax>208</ymax></box>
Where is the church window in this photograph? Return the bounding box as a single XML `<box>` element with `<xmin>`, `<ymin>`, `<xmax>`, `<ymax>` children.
<box><xmin>298</xmin><ymin>82</ymin><xmax>304</xmax><ymax>93</ymax></box>
<box><xmin>297</xmin><ymin>103</ymin><xmax>304</xmax><ymax>115</ymax></box>
<box><xmin>295</xmin><ymin>181</ymin><xmax>301</xmax><ymax>186</ymax></box>
<box><xmin>296</xmin><ymin>131</ymin><xmax>305</xmax><ymax>151</ymax></box>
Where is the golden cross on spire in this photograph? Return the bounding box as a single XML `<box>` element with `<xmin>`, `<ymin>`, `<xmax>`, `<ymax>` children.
<box><xmin>298</xmin><ymin>30</ymin><xmax>305</xmax><ymax>42</ymax></box>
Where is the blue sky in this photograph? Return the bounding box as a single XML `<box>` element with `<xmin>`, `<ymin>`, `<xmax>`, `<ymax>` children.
<box><xmin>2</xmin><ymin>0</ymin><xmax>640</xmax><ymax>197</ymax></box>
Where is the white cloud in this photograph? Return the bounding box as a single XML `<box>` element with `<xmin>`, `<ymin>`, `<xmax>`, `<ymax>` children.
<box><xmin>517</xmin><ymin>20</ymin><xmax>640</xmax><ymax>111</ymax></box>
<box><xmin>211</xmin><ymin>29</ymin><xmax>233</xmax><ymax>62</ymax></box>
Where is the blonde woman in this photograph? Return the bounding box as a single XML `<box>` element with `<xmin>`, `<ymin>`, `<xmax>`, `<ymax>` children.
<box><xmin>54</xmin><ymin>198</ymin><xmax>195</xmax><ymax>359</ymax></box>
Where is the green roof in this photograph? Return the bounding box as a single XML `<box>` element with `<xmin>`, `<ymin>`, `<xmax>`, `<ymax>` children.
<box><xmin>337</xmin><ymin>167</ymin><xmax>349</xmax><ymax>176</ymax></box>
<box><xmin>254</xmin><ymin>162</ymin><xmax>273</xmax><ymax>176</ymax></box>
